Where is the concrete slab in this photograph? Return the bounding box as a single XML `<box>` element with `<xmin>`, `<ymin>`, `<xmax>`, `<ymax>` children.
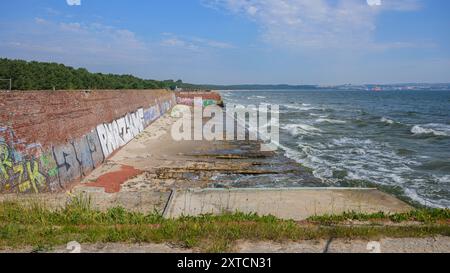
<box><xmin>163</xmin><ymin>188</ymin><xmax>413</xmax><ymax>220</ymax></box>
<box><xmin>0</xmin><ymin>190</ymin><xmax>170</xmax><ymax>213</ymax></box>
<box><xmin>235</xmin><ymin>236</ymin><xmax>450</xmax><ymax>253</ymax></box>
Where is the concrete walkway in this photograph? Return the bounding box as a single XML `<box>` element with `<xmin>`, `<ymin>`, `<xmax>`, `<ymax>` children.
<box><xmin>163</xmin><ymin>188</ymin><xmax>412</xmax><ymax>220</ymax></box>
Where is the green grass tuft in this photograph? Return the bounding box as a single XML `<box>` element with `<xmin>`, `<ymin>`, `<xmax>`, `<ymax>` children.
<box><xmin>0</xmin><ymin>199</ymin><xmax>448</xmax><ymax>253</ymax></box>
<box><xmin>307</xmin><ymin>209</ymin><xmax>450</xmax><ymax>224</ymax></box>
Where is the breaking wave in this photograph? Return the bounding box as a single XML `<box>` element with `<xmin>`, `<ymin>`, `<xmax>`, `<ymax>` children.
<box><xmin>315</xmin><ymin>118</ymin><xmax>347</xmax><ymax>124</ymax></box>
<box><xmin>283</xmin><ymin>104</ymin><xmax>319</xmax><ymax>111</ymax></box>
<box><xmin>411</xmin><ymin>124</ymin><xmax>450</xmax><ymax>137</ymax></box>
<box><xmin>281</xmin><ymin>124</ymin><xmax>322</xmax><ymax>136</ymax></box>
<box><xmin>381</xmin><ymin>117</ymin><xmax>395</xmax><ymax>125</ymax></box>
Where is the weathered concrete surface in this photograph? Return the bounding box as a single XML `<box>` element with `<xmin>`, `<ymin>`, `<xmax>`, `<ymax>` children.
<box><xmin>235</xmin><ymin>236</ymin><xmax>450</xmax><ymax>253</ymax></box>
<box><xmin>3</xmin><ymin>237</ymin><xmax>448</xmax><ymax>253</ymax></box>
<box><xmin>75</xmin><ymin>112</ymin><xmax>321</xmax><ymax>195</ymax></box>
<box><xmin>0</xmin><ymin>191</ymin><xmax>170</xmax><ymax>213</ymax></box>
<box><xmin>164</xmin><ymin>188</ymin><xmax>413</xmax><ymax>220</ymax></box>
<box><xmin>0</xmin><ymin>243</ymin><xmax>193</xmax><ymax>253</ymax></box>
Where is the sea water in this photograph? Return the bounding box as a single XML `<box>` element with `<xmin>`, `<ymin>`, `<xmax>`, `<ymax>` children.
<box><xmin>220</xmin><ymin>90</ymin><xmax>450</xmax><ymax>208</ymax></box>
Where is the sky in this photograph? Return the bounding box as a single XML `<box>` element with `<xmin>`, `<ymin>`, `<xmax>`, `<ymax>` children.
<box><xmin>0</xmin><ymin>0</ymin><xmax>449</xmax><ymax>85</ymax></box>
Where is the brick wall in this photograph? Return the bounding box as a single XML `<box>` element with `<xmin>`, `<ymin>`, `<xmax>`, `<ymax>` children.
<box><xmin>0</xmin><ymin>90</ymin><xmax>176</xmax><ymax>193</ymax></box>
<box><xmin>175</xmin><ymin>91</ymin><xmax>223</xmax><ymax>107</ymax></box>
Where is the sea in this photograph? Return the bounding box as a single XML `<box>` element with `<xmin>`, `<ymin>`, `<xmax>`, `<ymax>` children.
<box><xmin>220</xmin><ymin>90</ymin><xmax>450</xmax><ymax>208</ymax></box>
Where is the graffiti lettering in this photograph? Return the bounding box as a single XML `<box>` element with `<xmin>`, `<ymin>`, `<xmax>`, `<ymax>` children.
<box><xmin>0</xmin><ymin>144</ymin><xmax>12</xmax><ymax>180</ymax></box>
<box><xmin>26</xmin><ymin>161</ymin><xmax>46</xmax><ymax>193</ymax></box>
<box><xmin>144</xmin><ymin>103</ymin><xmax>160</xmax><ymax>126</ymax></box>
<box><xmin>177</xmin><ymin>97</ymin><xmax>217</xmax><ymax>107</ymax></box>
<box><xmin>0</xmin><ymin>142</ymin><xmax>49</xmax><ymax>193</ymax></box>
<box><xmin>1</xmin><ymin>95</ymin><xmax>176</xmax><ymax>194</ymax></box>
<box><xmin>97</xmin><ymin>108</ymin><xmax>144</xmax><ymax>157</ymax></box>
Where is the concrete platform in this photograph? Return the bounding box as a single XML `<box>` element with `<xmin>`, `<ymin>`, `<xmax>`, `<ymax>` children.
<box><xmin>0</xmin><ymin>190</ymin><xmax>170</xmax><ymax>213</ymax></box>
<box><xmin>163</xmin><ymin>188</ymin><xmax>413</xmax><ymax>220</ymax></box>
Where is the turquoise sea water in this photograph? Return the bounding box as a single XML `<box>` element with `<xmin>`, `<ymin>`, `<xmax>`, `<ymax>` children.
<box><xmin>221</xmin><ymin>90</ymin><xmax>450</xmax><ymax>208</ymax></box>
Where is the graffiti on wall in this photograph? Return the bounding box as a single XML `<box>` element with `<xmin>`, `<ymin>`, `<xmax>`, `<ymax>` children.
<box><xmin>52</xmin><ymin>129</ymin><xmax>105</xmax><ymax>188</ymax></box>
<box><xmin>0</xmin><ymin>97</ymin><xmax>175</xmax><ymax>194</ymax></box>
<box><xmin>0</xmin><ymin>127</ymin><xmax>56</xmax><ymax>193</ymax></box>
<box><xmin>96</xmin><ymin>108</ymin><xmax>145</xmax><ymax>158</ymax></box>
<box><xmin>177</xmin><ymin>97</ymin><xmax>218</xmax><ymax>107</ymax></box>
<box><xmin>159</xmin><ymin>100</ymin><xmax>172</xmax><ymax>116</ymax></box>
<box><xmin>144</xmin><ymin>102</ymin><xmax>160</xmax><ymax>126</ymax></box>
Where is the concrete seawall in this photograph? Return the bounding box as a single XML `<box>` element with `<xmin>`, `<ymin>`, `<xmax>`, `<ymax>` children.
<box><xmin>0</xmin><ymin>89</ymin><xmax>176</xmax><ymax>194</ymax></box>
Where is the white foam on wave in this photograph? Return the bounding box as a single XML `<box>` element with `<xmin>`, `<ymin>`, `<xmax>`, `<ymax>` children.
<box><xmin>283</xmin><ymin>104</ymin><xmax>318</xmax><ymax>111</ymax></box>
<box><xmin>281</xmin><ymin>124</ymin><xmax>322</xmax><ymax>136</ymax></box>
<box><xmin>331</xmin><ymin>137</ymin><xmax>373</xmax><ymax>146</ymax></box>
<box><xmin>245</xmin><ymin>105</ymin><xmax>281</xmax><ymax>114</ymax></box>
<box><xmin>433</xmin><ymin>175</ymin><xmax>450</xmax><ymax>184</ymax></box>
<box><xmin>315</xmin><ymin>118</ymin><xmax>347</xmax><ymax>124</ymax></box>
<box><xmin>309</xmin><ymin>113</ymin><xmax>329</xmax><ymax>118</ymax></box>
<box><xmin>411</xmin><ymin>123</ymin><xmax>450</xmax><ymax>137</ymax></box>
<box><xmin>380</xmin><ymin>117</ymin><xmax>395</xmax><ymax>125</ymax></box>
<box><xmin>279</xmin><ymin>134</ymin><xmax>449</xmax><ymax>207</ymax></box>
<box><xmin>248</xmin><ymin>95</ymin><xmax>267</xmax><ymax>99</ymax></box>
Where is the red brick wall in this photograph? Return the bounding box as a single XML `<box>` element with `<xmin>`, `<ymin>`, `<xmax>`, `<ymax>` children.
<box><xmin>175</xmin><ymin>91</ymin><xmax>223</xmax><ymax>106</ymax></box>
<box><xmin>0</xmin><ymin>90</ymin><xmax>176</xmax><ymax>193</ymax></box>
<box><xmin>0</xmin><ymin>89</ymin><xmax>174</xmax><ymax>148</ymax></box>
<box><xmin>175</xmin><ymin>91</ymin><xmax>222</xmax><ymax>101</ymax></box>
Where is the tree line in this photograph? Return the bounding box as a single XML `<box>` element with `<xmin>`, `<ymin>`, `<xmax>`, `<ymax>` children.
<box><xmin>0</xmin><ymin>58</ymin><xmax>183</xmax><ymax>91</ymax></box>
<box><xmin>0</xmin><ymin>58</ymin><xmax>321</xmax><ymax>91</ymax></box>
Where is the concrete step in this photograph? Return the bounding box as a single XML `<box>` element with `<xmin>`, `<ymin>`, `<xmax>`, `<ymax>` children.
<box><xmin>163</xmin><ymin>187</ymin><xmax>413</xmax><ymax>220</ymax></box>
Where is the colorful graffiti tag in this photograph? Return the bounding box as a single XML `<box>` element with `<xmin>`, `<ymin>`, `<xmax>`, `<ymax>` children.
<box><xmin>176</xmin><ymin>97</ymin><xmax>218</xmax><ymax>107</ymax></box>
<box><xmin>0</xmin><ymin>98</ymin><xmax>175</xmax><ymax>194</ymax></box>
<box><xmin>0</xmin><ymin>137</ymin><xmax>55</xmax><ymax>193</ymax></box>
<box><xmin>144</xmin><ymin>101</ymin><xmax>161</xmax><ymax>126</ymax></box>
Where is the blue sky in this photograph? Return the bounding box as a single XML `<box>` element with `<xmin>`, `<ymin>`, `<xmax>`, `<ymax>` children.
<box><xmin>0</xmin><ymin>0</ymin><xmax>449</xmax><ymax>85</ymax></box>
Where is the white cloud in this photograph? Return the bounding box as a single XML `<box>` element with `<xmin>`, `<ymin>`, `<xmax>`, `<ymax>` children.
<box><xmin>204</xmin><ymin>0</ymin><xmax>421</xmax><ymax>50</ymax></box>
<box><xmin>66</xmin><ymin>0</ymin><xmax>81</xmax><ymax>6</ymax></box>
<box><xmin>367</xmin><ymin>0</ymin><xmax>382</xmax><ymax>6</ymax></box>
<box><xmin>0</xmin><ymin>19</ymin><xmax>149</xmax><ymax>68</ymax></box>
<box><xmin>34</xmin><ymin>17</ymin><xmax>48</xmax><ymax>24</ymax></box>
<box><xmin>0</xmin><ymin>17</ymin><xmax>235</xmax><ymax>82</ymax></box>
<box><xmin>161</xmin><ymin>33</ymin><xmax>234</xmax><ymax>51</ymax></box>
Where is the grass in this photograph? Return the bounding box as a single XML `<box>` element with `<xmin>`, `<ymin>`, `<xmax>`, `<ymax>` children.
<box><xmin>0</xmin><ymin>196</ymin><xmax>449</xmax><ymax>252</ymax></box>
<box><xmin>308</xmin><ymin>209</ymin><xmax>450</xmax><ymax>224</ymax></box>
